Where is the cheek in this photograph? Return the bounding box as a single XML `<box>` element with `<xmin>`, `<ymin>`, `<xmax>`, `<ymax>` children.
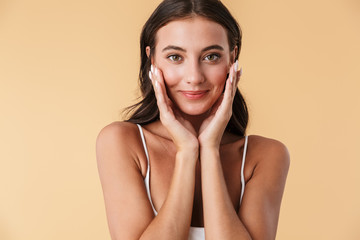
<box><xmin>162</xmin><ymin>68</ymin><xmax>182</xmax><ymax>87</ymax></box>
<box><xmin>157</xmin><ymin>63</ymin><xmax>183</xmax><ymax>88</ymax></box>
<box><xmin>154</xmin><ymin>56</ymin><xmax>182</xmax><ymax>87</ymax></box>
<box><xmin>204</xmin><ymin>65</ymin><xmax>229</xmax><ymax>88</ymax></box>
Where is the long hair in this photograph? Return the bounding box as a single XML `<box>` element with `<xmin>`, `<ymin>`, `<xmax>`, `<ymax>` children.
<box><xmin>124</xmin><ymin>0</ymin><xmax>249</xmax><ymax>136</ymax></box>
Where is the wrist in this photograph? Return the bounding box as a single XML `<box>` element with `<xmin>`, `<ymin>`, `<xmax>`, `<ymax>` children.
<box><xmin>176</xmin><ymin>139</ymin><xmax>199</xmax><ymax>154</ymax></box>
<box><xmin>199</xmin><ymin>146</ymin><xmax>220</xmax><ymax>165</ymax></box>
<box><xmin>199</xmin><ymin>141</ymin><xmax>220</xmax><ymax>151</ymax></box>
<box><xmin>198</xmin><ymin>134</ymin><xmax>221</xmax><ymax>150</ymax></box>
<box><xmin>176</xmin><ymin>150</ymin><xmax>199</xmax><ymax>167</ymax></box>
<box><xmin>200</xmin><ymin>145</ymin><xmax>220</xmax><ymax>155</ymax></box>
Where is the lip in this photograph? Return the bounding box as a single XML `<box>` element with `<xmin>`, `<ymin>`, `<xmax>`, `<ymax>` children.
<box><xmin>179</xmin><ymin>90</ymin><xmax>209</xmax><ymax>100</ymax></box>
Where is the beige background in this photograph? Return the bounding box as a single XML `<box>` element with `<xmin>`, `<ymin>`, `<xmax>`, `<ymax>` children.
<box><xmin>1</xmin><ymin>0</ymin><xmax>359</xmax><ymax>239</ymax></box>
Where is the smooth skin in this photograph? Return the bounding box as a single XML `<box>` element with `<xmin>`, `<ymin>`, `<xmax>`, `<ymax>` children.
<box><xmin>96</xmin><ymin>16</ymin><xmax>290</xmax><ymax>240</ymax></box>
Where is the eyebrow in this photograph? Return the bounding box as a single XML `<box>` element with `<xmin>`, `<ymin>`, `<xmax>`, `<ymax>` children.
<box><xmin>162</xmin><ymin>44</ymin><xmax>224</xmax><ymax>53</ymax></box>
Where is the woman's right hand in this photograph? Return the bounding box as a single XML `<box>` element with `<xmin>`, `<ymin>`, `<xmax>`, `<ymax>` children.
<box><xmin>149</xmin><ymin>65</ymin><xmax>199</xmax><ymax>153</ymax></box>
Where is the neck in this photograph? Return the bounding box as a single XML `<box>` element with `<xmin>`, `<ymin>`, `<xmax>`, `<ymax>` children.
<box><xmin>152</xmin><ymin>111</ymin><xmax>236</xmax><ymax>145</ymax></box>
<box><xmin>181</xmin><ymin>111</ymin><xmax>210</xmax><ymax>134</ymax></box>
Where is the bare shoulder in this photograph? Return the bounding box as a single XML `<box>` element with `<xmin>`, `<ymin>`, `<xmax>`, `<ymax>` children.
<box><xmin>96</xmin><ymin>121</ymin><xmax>145</xmax><ymax>173</ymax></box>
<box><xmin>96</xmin><ymin>121</ymin><xmax>139</xmax><ymax>143</ymax></box>
<box><xmin>239</xmin><ymin>136</ymin><xmax>290</xmax><ymax>238</ymax></box>
<box><xmin>96</xmin><ymin>122</ymin><xmax>155</xmax><ymax>239</ymax></box>
<box><xmin>247</xmin><ymin>135</ymin><xmax>290</xmax><ymax>172</ymax></box>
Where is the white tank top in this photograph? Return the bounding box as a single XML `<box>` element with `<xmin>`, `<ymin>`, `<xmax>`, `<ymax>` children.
<box><xmin>137</xmin><ymin>124</ymin><xmax>249</xmax><ymax>240</ymax></box>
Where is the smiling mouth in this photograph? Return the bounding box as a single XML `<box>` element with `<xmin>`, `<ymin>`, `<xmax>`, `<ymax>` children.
<box><xmin>180</xmin><ymin>90</ymin><xmax>209</xmax><ymax>100</ymax></box>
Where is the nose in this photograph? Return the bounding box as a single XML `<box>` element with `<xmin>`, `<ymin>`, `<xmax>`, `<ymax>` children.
<box><xmin>185</xmin><ymin>60</ymin><xmax>205</xmax><ymax>85</ymax></box>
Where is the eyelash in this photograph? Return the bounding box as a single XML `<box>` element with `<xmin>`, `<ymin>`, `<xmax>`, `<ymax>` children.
<box><xmin>167</xmin><ymin>53</ymin><xmax>221</xmax><ymax>62</ymax></box>
<box><xmin>204</xmin><ymin>53</ymin><xmax>221</xmax><ymax>62</ymax></box>
<box><xmin>168</xmin><ymin>55</ymin><xmax>182</xmax><ymax>62</ymax></box>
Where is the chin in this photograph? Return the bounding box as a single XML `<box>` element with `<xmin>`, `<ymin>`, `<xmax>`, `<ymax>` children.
<box><xmin>177</xmin><ymin>104</ymin><xmax>210</xmax><ymax>116</ymax></box>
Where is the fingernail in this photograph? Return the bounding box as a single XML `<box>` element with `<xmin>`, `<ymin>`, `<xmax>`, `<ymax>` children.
<box><xmin>154</xmin><ymin>67</ymin><xmax>159</xmax><ymax>76</ymax></box>
<box><xmin>149</xmin><ymin>71</ymin><xmax>152</xmax><ymax>80</ymax></box>
<box><xmin>240</xmin><ymin>67</ymin><xmax>243</xmax><ymax>76</ymax></box>
<box><xmin>155</xmin><ymin>80</ymin><xmax>159</xmax><ymax>89</ymax></box>
<box><xmin>151</xmin><ymin>65</ymin><xmax>154</xmax><ymax>73</ymax></box>
<box><xmin>234</xmin><ymin>60</ymin><xmax>239</xmax><ymax>72</ymax></box>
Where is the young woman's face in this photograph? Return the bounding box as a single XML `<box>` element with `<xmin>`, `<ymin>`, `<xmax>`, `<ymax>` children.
<box><xmin>151</xmin><ymin>16</ymin><xmax>235</xmax><ymax>116</ymax></box>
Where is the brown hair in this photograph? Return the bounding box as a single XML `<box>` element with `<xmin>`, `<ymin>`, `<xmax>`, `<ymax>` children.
<box><xmin>125</xmin><ymin>0</ymin><xmax>248</xmax><ymax>136</ymax></box>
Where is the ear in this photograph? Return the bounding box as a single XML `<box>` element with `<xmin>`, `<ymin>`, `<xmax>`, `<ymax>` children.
<box><xmin>231</xmin><ymin>46</ymin><xmax>238</xmax><ymax>64</ymax></box>
<box><xmin>146</xmin><ymin>46</ymin><xmax>151</xmax><ymax>58</ymax></box>
<box><xmin>146</xmin><ymin>46</ymin><xmax>155</xmax><ymax>65</ymax></box>
<box><xmin>228</xmin><ymin>46</ymin><xmax>238</xmax><ymax>72</ymax></box>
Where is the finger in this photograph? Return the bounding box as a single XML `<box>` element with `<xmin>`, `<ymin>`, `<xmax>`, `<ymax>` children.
<box><xmin>152</xmin><ymin>66</ymin><xmax>178</xmax><ymax>123</ymax></box>
<box><xmin>219</xmin><ymin>64</ymin><xmax>234</xmax><ymax>111</ymax></box>
<box><xmin>152</xmin><ymin>67</ymin><xmax>169</xmax><ymax>107</ymax></box>
<box><xmin>235</xmin><ymin>66</ymin><xmax>242</xmax><ymax>88</ymax></box>
<box><xmin>227</xmin><ymin>61</ymin><xmax>237</xmax><ymax>99</ymax></box>
<box><xmin>219</xmin><ymin>61</ymin><xmax>239</xmax><ymax>114</ymax></box>
<box><xmin>230</xmin><ymin>60</ymin><xmax>238</xmax><ymax>82</ymax></box>
<box><xmin>153</xmin><ymin>67</ymin><xmax>168</xmax><ymax>100</ymax></box>
<box><xmin>230</xmin><ymin>66</ymin><xmax>242</xmax><ymax>101</ymax></box>
<box><xmin>232</xmin><ymin>60</ymin><xmax>240</xmax><ymax>97</ymax></box>
<box><xmin>149</xmin><ymin>70</ymin><xmax>162</xmax><ymax>105</ymax></box>
<box><xmin>150</xmin><ymin>66</ymin><xmax>168</xmax><ymax>114</ymax></box>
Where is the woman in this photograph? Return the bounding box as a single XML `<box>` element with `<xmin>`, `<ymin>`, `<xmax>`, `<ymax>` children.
<box><xmin>96</xmin><ymin>0</ymin><xmax>290</xmax><ymax>239</ymax></box>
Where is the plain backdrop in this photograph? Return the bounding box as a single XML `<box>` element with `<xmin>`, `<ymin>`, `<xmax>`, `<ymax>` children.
<box><xmin>1</xmin><ymin>0</ymin><xmax>359</xmax><ymax>239</ymax></box>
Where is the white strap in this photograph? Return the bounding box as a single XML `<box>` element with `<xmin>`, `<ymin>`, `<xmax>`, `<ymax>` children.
<box><xmin>240</xmin><ymin>135</ymin><xmax>248</xmax><ymax>205</ymax></box>
<box><xmin>137</xmin><ymin>124</ymin><xmax>157</xmax><ymax>215</ymax></box>
<box><xmin>137</xmin><ymin>124</ymin><xmax>149</xmax><ymax>161</ymax></box>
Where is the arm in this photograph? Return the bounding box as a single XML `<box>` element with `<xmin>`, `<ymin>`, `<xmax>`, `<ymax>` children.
<box><xmin>96</xmin><ymin>122</ymin><xmax>197</xmax><ymax>240</ymax></box>
<box><xmin>198</xmin><ymin>62</ymin><xmax>290</xmax><ymax>239</ymax></box>
<box><xmin>200</xmin><ymin>138</ymin><xmax>290</xmax><ymax>240</ymax></box>
<box><xmin>97</xmin><ymin>65</ymin><xmax>200</xmax><ymax>240</ymax></box>
<box><xmin>96</xmin><ymin>123</ymin><xmax>153</xmax><ymax>239</ymax></box>
<box><xmin>140</xmin><ymin>150</ymin><xmax>198</xmax><ymax>240</ymax></box>
<box><xmin>198</xmin><ymin>62</ymin><xmax>251</xmax><ymax>239</ymax></box>
<box><xmin>239</xmin><ymin>138</ymin><xmax>290</xmax><ymax>240</ymax></box>
<box><xmin>200</xmin><ymin>147</ymin><xmax>252</xmax><ymax>239</ymax></box>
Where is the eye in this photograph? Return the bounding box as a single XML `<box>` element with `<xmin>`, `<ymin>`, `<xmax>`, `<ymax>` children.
<box><xmin>204</xmin><ymin>53</ymin><xmax>220</xmax><ymax>62</ymax></box>
<box><xmin>168</xmin><ymin>55</ymin><xmax>182</xmax><ymax>62</ymax></box>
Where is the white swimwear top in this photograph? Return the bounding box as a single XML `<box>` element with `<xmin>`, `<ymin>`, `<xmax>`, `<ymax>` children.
<box><xmin>137</xmin><ymin>124</ymin><xmax>249</xmax><ymax>240</ymax></box>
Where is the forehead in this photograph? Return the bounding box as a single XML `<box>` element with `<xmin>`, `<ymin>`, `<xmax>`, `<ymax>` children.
<box><xmin>155</xmin><ymin>16</ymin><xmax>229</xmax><ymax>50</ymax></box>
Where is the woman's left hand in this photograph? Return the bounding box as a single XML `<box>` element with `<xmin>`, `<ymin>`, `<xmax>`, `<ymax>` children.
<box><xmin>198</xmin><ymin>61</ymin><xmax>241</xmax><ymax>149</ymax></box>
